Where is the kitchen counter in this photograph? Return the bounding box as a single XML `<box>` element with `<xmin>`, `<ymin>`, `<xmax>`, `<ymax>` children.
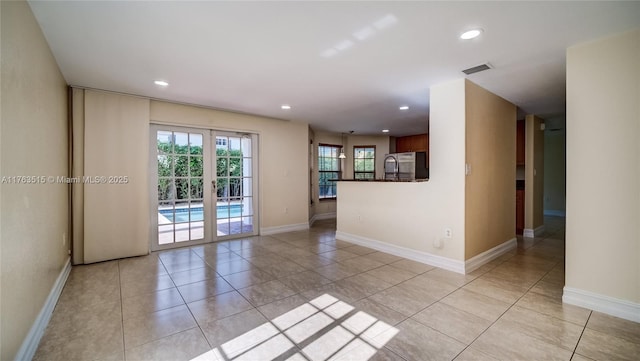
<box><xmin>332</xmin><ymin>179</ymin><xmax>429</xmax><ymax>182</ymax></box>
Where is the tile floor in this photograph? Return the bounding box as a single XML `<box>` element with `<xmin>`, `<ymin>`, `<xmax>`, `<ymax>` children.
<box><xmin>34</xmin><ymin>217</ymin><xmax>640</xmax><ymax>361</ymax></box>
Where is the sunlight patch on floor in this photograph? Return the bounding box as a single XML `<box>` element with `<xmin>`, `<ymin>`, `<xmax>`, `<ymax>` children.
<box><xmin>190</xmin><ymin>293</ymin><xmax>399</xmax><ymax>361</ymax></box>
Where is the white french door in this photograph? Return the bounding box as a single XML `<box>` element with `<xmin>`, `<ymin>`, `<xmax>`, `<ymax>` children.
<box><xmin>213</xmin><ymin>132</ymin><xmax>257</xmax><ymax>240</ymax></box>
<box><xmin>150</xmin><ymin>126</ymin><xmax>258</xmax><ymax>251</ymax></box>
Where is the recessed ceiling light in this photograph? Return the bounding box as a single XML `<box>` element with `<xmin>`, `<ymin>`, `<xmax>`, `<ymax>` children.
<box><xmin>382</xmin><ymin>129</ymin><xmax>390</xmax><ymax>133</ymax></box>
<box><xmin>373</xmin><ymin>14</ymin><xmax>398</xmax><ymax>30</ymax></box>
<box><xmin>154</xmin><ymin>80</ymin><xmax>169</xmax><ymax>86</ymax></box>
<box><xmin>460</xmin><ymin>29</ymin><xmax>483</xmax><ymax>40</ymax></box>
<box><xmin>399</xmin><ymin>105</ymin><xmax>409</xmax><ymax>111</ymax></box>
<box><xmin>320</xmin><ymin>48</ymin><xmax>339</xmax><ymax>58</ymax></box>
<box><xmin>335</xmin><ymin>39</ymin><xmax>354</xmax><ymax>51</ymax></box>
<box><xmin>353</xmin><ymin>26</ymin><xmax>376</xmax><ymax>41</ymax></box>
<box><xmin>281</xmin><ymin>105</ymin><xmax>291</xmax><ymax>110</ymax></box>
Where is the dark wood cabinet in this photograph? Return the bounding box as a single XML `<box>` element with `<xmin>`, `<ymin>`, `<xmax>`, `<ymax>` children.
<box><xmin>396</xmin><ymin>134</ymin><xmax>429</xmax><ymax>153</ymax></box>
<box><xmin>516</xmin><ymin>119</ymin><xmax>525</xmax><ymax>165</ymax></box>
<box><xmin>516</xmin><ymin>189</ymin><xmax>524</xmax><ymax>234</ymax></box>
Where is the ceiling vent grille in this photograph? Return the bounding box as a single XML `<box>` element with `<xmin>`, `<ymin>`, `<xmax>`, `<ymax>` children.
<box><xmin>462</xmin><ymin>63</ymin><xmax>492</xmax><ymax>75</ymax></box>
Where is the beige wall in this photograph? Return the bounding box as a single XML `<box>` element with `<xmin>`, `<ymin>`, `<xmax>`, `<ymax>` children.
<box><xmin>525</xmin><ymin>114</ymin><xmax>545</xmax><ymax>230</ymax></box>
<box><xmin>544</xmin><ymin>116</ymin><xmax>566</xmax><ymax>215</ymax></box>
<box><xmin>337</xmin><ymin>79</ymin><xmax>467</xmax><ymax>262</ymax></box>
<box><xmin>0</xmin><ymin>1</ymin><xmax>70</xmax><ymax>359</ymax></box>
<box><xmin>464</xmin><ymin>80</ymin><xmax>516</xmax><ymax>259</ymax></box>
<box><xmin>82</xmin><ymin>90</ymin><xmax>150</xmax><ymax>263</ymax></box>
<box><xmin>566</xmin><ymin>29</ymin><xmax>640</xmax><ymax>304</ymax></box>
<box><xmin>150</xmin><ymin>101</ymin><xmax>309</xmax><ymax>230</ymax></box>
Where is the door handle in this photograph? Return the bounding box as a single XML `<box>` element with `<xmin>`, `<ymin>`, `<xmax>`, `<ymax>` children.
<box><xmin>211</xmin><ymin>179</ymin><xmax>216</xmax><ymax>192</ymax></box>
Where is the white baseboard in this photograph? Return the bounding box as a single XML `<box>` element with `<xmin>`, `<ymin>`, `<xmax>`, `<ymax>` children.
<box><xmin>523</xmin><ymin>225</ymin><xmax>545</xmax><ymax>238</ymax></box>
<box><xmin>336</xmin><ymin>231</ymin><xmax>465</xmax><ymax>274</ymax></box>
<box><xmin>465</xmin><ymin>238</ymin><xmax>517</xmax><ymax>273</ymax></box>
<box><xmin>544</xmin><ymin>210</ymin><xmax>566</xmax><ymax>217</ymax></box>
<box><xmin>563</xmin><ymin>287</ymin><xmax>640</xmax><ymax>323</ymax></box>
<box><xmin>309</xmin><ymin>212</ymin><xmax>336</xmax><ymax>227</ymax></box>
<box><xmin>15</xmin><ymin>257</ymin><xmax>71</xmax><ymax>361</ymax></box>
<box><xmin>260</xmin><ymin>222</ymin><xmax>309</xmax><ymax>235</ymax></box>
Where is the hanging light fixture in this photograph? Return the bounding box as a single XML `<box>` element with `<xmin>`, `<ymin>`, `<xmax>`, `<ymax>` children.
<box><xmin>339</xmin><ymin>132</ymin><xmax>346</xmax><ymax>158</ymax></box>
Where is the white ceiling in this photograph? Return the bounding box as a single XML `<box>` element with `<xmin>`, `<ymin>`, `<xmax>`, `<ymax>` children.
<box><xmin>29</xmin><ymin>1</ymin><xmax>640</xmax><ymax>136</ymax></box>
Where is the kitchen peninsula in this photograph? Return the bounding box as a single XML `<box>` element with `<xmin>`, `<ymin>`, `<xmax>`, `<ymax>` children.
<box><xmin>334</xmin><ymin>79</ymin><xmax>518</xmax><ymax>276</ymax></box>
<box><xmin>335</xmin><ymin>178</ymin><xmax>428</xmax><ymax>182</ymax></box>
<box><xmin>334</xmin><ymin>177</ymin><xmax>467</xmax><ymax>274</ymax></box>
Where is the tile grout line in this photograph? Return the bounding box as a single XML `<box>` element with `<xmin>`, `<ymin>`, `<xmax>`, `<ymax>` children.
<box><xmin>449</xmin><ymin>232</ymin><xmax>574</xmax><ymax>359</ymax></box>
<box><xmin>146</xmin><ymin>251</ymin><xmax>215</xmax><ymax>353</ymax></box>
<box><xmin>442</xmin><ymin>243</ymin><xmax>563</xmax><ymax>359</ymax></box>
<box><xmin>234</xmin><ymin>252</ymin><xmax>422</xmax><ymax>358</ymax></box>
<box><xmin>570</xmin><ymin>311</ymin><xmax>592</xmax><ymax>360</ymax></box>
<box><xmin>117</xmin><ymin>260</ymin><xmax>126</xmax><ymax>360</ymax></box>
<box><xmin>173</xmin><ymin>249</ymin><xmax>216</xmax><ymax>350</ymax></box>
<box><xmin>400</xmin><ymin>267</ymin><xmax>503</xmax><ymax>358</ymax></box>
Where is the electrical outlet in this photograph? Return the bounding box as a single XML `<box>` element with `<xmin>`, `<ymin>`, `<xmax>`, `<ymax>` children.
<box><xmin>284</xmin><ymin>207</ymin><xmax>288</xmax><ymax>214</ymax></box>
<box><xmin>445</xmin><ymin>228</ymin><xmax>452</xmax><ymax>238</ymax></box>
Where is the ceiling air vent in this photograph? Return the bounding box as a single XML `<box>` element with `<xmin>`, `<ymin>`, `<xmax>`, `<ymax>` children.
<box><xmin>462</xmin><ymin>63</ymin><xmax>492</xmax><ymax>75</ymax></box>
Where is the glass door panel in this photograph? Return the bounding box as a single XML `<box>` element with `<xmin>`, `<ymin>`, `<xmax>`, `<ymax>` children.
<box><xmin>151</xmin><ymin>126</ymin><xmax>212</xmax><ymax>250</ymax></box>
<box><xmin>214</xmin><ymin>133</ymin><xmax>257</xmax><ymax>238</ymax></box>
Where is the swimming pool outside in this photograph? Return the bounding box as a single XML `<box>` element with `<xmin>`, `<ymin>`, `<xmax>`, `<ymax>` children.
<box><xmin>159</xmin><ymin>204</ymin><xmax>243</xmax><ymax>222</ymax></box>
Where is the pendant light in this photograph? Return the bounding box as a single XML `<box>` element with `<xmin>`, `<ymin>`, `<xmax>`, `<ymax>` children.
<box><xmin>339</xmin><ymin>132</ymin><xmax>346</xmax><ymax>159</ymax></box>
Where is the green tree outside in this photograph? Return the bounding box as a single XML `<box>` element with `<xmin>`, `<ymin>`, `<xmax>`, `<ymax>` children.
<box><xmin>157</xmin><ymin>140</ymin><xmax>243</xmax><ymax>201</ymax></box>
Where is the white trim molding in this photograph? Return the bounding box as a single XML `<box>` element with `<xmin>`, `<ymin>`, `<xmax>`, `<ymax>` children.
<box><xmin>465</xmin><ymin>238</ymin><xmax>517</xmax><ymax>273</ymax></box>
<box><xmin>336</xmin><ymin>231</ymin><xmax>465</xmax><ymax>274</ymax></box>
<box><xmin>260</xmin><ymin>222</ymin><xmax>309</xmax><ymax>235</ymax></box>
<box><xmin>309</xmin><ymin>212</ymin><xmax>336</xmax><ymax>227</ymax></box>
<box><xmin>15</xmin><ymin>257</ymin><xmax>71</xmax><ymax>361</ymax></box>
<box><xmin>544</xmin><ymin>210</ymin><xmax>566</xmax><ymax>217</ymax></box>
<box><xmin>563</xmin><ymin>287</ymin><xmax>640</xmax><ymax>323</ymax></box>
<box><xmin>523</xmin><ymin>225</ymin><xmax>545</xmax><ymax>238</ymax></box>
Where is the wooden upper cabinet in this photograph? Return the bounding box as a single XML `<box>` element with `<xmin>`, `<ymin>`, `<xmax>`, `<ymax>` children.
<box><xmin>396</xmin><ymin>133</ymin><xmax>429</xmax><ymax>153</ymax></box>
<box><xmin>396</xmin><ymin>136</ymin><xmax>412</xmax><ymax>152</ymax></box>
<box><xmin>516</xmin><ymin>120</ymin><xmax>525</xmax><ymax>165</ymax></box>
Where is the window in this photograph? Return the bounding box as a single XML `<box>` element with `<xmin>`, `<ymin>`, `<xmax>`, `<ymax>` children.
<box><xmin>318</xmin><ymin>144</ymin><xmax>341</xmax><ymax>199</ymax></box>
<box><xmin>354</xmin><ymin>146</ymin><xmax>375</xmax><ymax>179</ymax></box>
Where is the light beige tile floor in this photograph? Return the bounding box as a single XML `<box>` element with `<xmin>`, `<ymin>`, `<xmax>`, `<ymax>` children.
<box><xmin>34</xmin><ymin>217</ymin><xmax>640</xmax><ymax>361</ymax></box>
